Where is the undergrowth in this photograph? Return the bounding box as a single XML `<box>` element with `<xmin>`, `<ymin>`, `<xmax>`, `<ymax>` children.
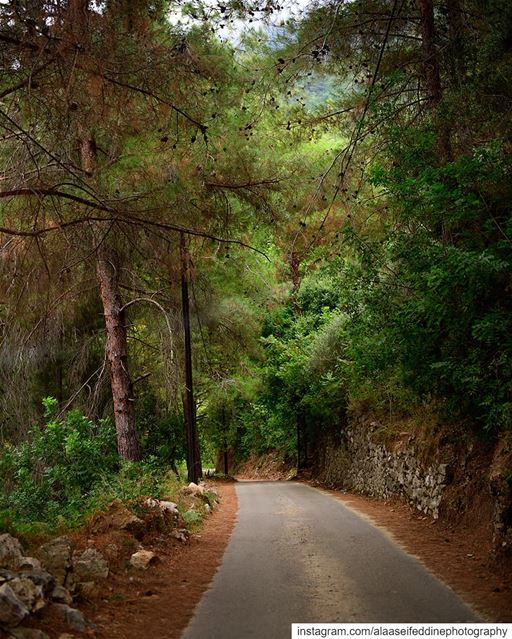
<box><xmin>0</xmin><ymin>398</ymin><xmax>184</xmax><ymax>536</ymax></box>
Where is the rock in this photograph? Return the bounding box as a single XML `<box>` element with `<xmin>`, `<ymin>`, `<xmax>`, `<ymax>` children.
<box><xmin>0</xmin><ymin>569</ymin><xmax>16</xmax><ymax>584</ymax></box>
<box><xmin>0</xmin><ymin>535</ymin><xmax>24</xmax><ymax>570</ymax></box>
<box><xmin>8</xmin><ymin>577</ymin><xmax>45</xmax><ymax>613</ymax></box>
<box><xmin>9</xmin><ymin>627</ymin><xmax>50</xmax><ymax>639</ymax></box>
<box><xmin>204</xmin><ymin>504</ymin><xmax>212</xmax><ymax>515</ymax></box>
<box><xmin>129</xmin><ymin>550</ymin><xmax>158</xmax><ymax>570</ymax></box>
<box><xmin>51</xmin><ymin>585</ymin><xmax>73</xmax><ymax>605</ymax></box>
<box><xmin>58</xmin><ymin>635</ymin><xmax>76</xmax><ymax>639</ymax></box>
<box><xmin>19</xmin><ymin>569</ymin><xmax>55</xmax><ymax>597</ymax></box>
<box><xmin>17</xmin><ymin>557</ymin><xmax>41</xmax><ymax>572</ymax></box>
<box><xmin>53</xmin><ymin>604</ymin><xmax>86</xmax><ymax>633</ymax></box>
<box><xmin>37</xmin><ymin>537</ymin><xmax>72</xmax><ymax>586</ymax></box>
<box><xmin>186</xmin><ymin>482</ymin><xmax>204</xmax><ymax>496</ymax></box>
<box><xmin>108</xmin><ymin>501</ymin><xmax>144</xmax><ymax>535</ymax></box>
<box><xmin>180</xmin><ymin>482</ymin><xmax>205</xmax><ymax>498</ymax></box>
<box><xmin>89</xmin><ymin>500</ymin><xmax>145</xmax><ymax>538</ymax></box>
<box><xmin>159</xmin><ymin>501</ymin><xmax>179</xmax><ymax>515</ymax></box>
<box><xmin>142</xmin><ymin>498</ymin><xmax>160</xmax><ymax>509</ymax></box>
<box><xmin>0</xmin><ymin>583</ymin><xmax>29</xmax><ymax>628</ymax></box>
<box><xmin>73</xmin><ymin>548</ymin><xmax>108</xmax><ymax>582</ymax></box>
<box><xmin>170</xmin><ymin>529</ymin><xmax>189</xmax><ymax>543</ymax></box>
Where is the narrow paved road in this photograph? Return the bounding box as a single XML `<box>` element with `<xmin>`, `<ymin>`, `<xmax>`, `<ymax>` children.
<box><xmin>182</xmin><ymin>481</ymin><xmax>477</xmax><ymax>639</ymax></box>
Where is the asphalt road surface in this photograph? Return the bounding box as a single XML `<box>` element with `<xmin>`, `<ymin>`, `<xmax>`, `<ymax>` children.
<box><xmin>182</xmin><ymin>481</ymin><xmax>477</xmax><ymax>639</ymax></box>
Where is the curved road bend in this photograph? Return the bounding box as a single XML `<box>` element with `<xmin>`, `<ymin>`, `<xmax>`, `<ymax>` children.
<box><xmin>182</xmin><ymin>481</ymin><xmax>477</xmax><ymax>639</ymax></box>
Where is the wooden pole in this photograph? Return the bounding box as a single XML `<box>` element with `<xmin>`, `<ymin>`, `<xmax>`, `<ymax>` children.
<box><xmin>180</xmin><ymin>232</ymin><xmax>202</xmax><ymax>483</ymax></box>
<box><xmin>222</xmin><ymin>406</ymin><xmax>229</xmax><ymax>475</ymax></box>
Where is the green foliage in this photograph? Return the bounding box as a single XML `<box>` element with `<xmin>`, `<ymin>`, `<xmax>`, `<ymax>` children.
<box><xmin>182</xmin><ymin>509</ymin><xmax>202</xmax><ymax>530</ymax></box>
<box><xmin>362</xmin><ymin>140</ymin><xmax>512</xmax><ymax>430</ymax></box>
<box><xmin>136</xmin><ymin>391</ymin><xmax>186</xmax><ymax>469</ymax></box>
<box><xmin>229</xmin><ymin>273</ymin><xmax>350</xmax><ymax>459</ymax></box>
<box><xmin>0</xmin><ymin>399</ymin><xmax>166</xmax><ymax>532</ymax></box>
<box><xmin>1</xmin><ymin>0</ymin><xmax>512</xmax><ymax>499</ymax></box>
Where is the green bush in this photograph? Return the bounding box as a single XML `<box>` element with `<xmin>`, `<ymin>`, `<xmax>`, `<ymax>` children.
<box><xmin>0</xmin><ymin>398</ymin><xmax>167</xmax><ymax>532</ymax></box>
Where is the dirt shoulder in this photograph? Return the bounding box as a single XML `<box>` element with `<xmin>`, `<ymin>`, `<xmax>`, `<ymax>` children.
<box><xmin>306</xmin><ymin>482</ymin><xmax>512</xmax><ymax>622</ymax></box>
<box><xmin>27</xmin><ymin>480</ymin><xmax>238</xmax><ymax>639</ymax></box>
<box><xmin>90</xmin><ymin>480</ymin><xmax>238</xmax><ymax>639</ymax></box>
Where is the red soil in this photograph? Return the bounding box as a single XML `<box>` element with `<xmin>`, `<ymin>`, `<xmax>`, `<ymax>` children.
<box><xmin>26</xmin><ymin>480</ymin><xmax>238</xmax><ymax>639</ymax></box>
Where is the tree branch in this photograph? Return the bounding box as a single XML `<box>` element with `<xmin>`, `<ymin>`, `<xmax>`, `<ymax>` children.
<box><xmin>0</xmin><ymin>189</ymin><xmax>270</xmax><ymax>260</ymax></box>
<box><xmin>204</xmin><ymin>178</ymin><xmax>281</xmax><ymax>190</ymax></box>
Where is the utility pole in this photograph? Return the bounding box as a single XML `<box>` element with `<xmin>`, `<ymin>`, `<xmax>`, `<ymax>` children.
<box><xmin>222</xmin><ymin>406</ymin><xmax>229</xmax><ymax>476</ymax></box>
<box><xmin>180</xmin><ymin>232</ymin><xmax>202</xmax><ymax>484</ymax></box>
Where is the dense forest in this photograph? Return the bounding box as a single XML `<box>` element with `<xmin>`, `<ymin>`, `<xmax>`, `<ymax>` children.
<box><xmin>0</xmin><ymin>0</ymin><xmax>511</xmax><ymax>532</ymax></box>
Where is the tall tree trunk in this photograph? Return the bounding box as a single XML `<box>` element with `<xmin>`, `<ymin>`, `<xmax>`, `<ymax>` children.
<box><xmin>96</xmin><ymin>245</ymin><xmax>141</xmax><ymax>461</ymax></box>
<box><xmin>417</xmin><ymin>0</ymin><xmax>442</xmax><ymax>107</ymax></box>
<box><xmin>416</xmin><ymin>0</ymin><xmax>452</xmax><ymax>161</ymax></box>
<box><xmin>79</xmin><ymin>134</ymin><xmax>141</xmax><ymax>460</ymax></box>
<box><xmin>445</xmin><ymin>0</ymin><xmax>466</xmax><ymax>88</ymax></box>
<box><xmin>289</xmin><ymin>251</ymin><xmax>301</xmax><ymax>295</ymax></box>
<box><xmin>64</xmin><ymin>0</ymin><xmax>141</xmax><ymax>460</ymax></box>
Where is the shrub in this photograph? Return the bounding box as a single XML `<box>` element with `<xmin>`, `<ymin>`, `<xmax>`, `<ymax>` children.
<box><xmin>0</xmin><ymin>398</ymin><xmax>168</xmax><ymax>532</ymax></box>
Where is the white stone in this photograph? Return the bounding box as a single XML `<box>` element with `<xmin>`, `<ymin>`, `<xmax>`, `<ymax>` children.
<box><xmin>159</xmin><ymin>501</ymin><xmax>179</xmax><ymax>514</ymax></box>
<box><xmin>129</xmin><ymin>550</ymin><xmax>158</xmax><ymax>570</ymax></box>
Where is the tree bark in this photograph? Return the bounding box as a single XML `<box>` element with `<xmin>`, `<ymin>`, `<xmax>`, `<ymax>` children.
<box><xmin>445</xmin><ymin>0</ymin><xmax>466</xmax><ymax>88</ymax></box>
<box><xmin>78</xmin><ymin>125</ymin><xmax>141</xmax><ymax>461</ymax></box>
<box><xmin>416</xmin><ymin>0</ymin><xmax>452</xmax><ymax>161</ymax></box>
<box><xmin>96</xmin><ymin>245</ymin><xmax>141</xmax><ymax>460</ymax></box>
<box><xmin>417</xmin><ymin>0</ymin><xmax>442</xmax><ymax>107</ymax></box>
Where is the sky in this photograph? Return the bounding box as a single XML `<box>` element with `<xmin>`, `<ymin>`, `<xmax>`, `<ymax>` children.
<box><xmin>170</xmin><ymin>0</ymin><xmax>318</xmax><ymax>43</ymax></box>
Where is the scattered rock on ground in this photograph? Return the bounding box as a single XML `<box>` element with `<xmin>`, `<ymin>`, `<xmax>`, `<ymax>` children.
<box><xmin>0</xmin><ymin>535</ymin><xmax>24</xmax><ymax>571</ymax></box>
<box><xmin>37</xmin><ymin>538</ymin><xmax>72</xmax><ymax>587</ymax></box>
<box><xmin>159</xmin><ymin>501</ymin><xmax>179</xmax><ymax>514</ymax></box>
<box><xmin>129</xmin><ymin>550</ymin><xmax>158</xmax><ymax>570</ymax></box>
<box><xmin>142</xmin><ymin>498</ymin><xmax>159</xmax><ymax>509</ymax></box>
<box><xmin>183</xmin><ymin>482</ymin><xmax>205</xmax><ymax>497</ymax></box>
<box><xmin>53</xmin><ymin>603</ymin><xmax>86</xmax><ymax>633</ymax></box>
<box><xmin>50</xmin><ymin>585</ymin><xmax>73</xmax><ymax>605</ymax></box>
<box><xmin>0</xmin><ymin>582</ymin><xmax>29</xmax><ymax>628</ymax></box>
<box><xmin>19</xmin><ymin>570</ymin><xmax>55</xmax><ymax>597</ymax></box>
<box><xmin>143</xmin><ymin>498</ymin><xmax>179</xmax><ymax>515</ymax></box>
<box><xmin>170</xmin><ymin>529</ymin><xmax>189</xmax><ymax>543</ymax></box>
<box><xmin>0</xmin><ymin>492</ymin><xmax>191</xmax><ymax>635</ymax></box>
<box><xmin>72</xmin><ymin>548</ymin><xmax>108</xmax><ymax>582</ymax></box>
<box><xmin>17</xmin><ymin>558</ymin><xmax>41</xmax><ymax>572</ymax></box>
<box><xmin>0</xmin><ymin>569</ymin><xmax>16</xmax><ymax>584</ymax></box>
<box><xmin>8</xmin><ymin>577</ymin><xmax>45</xmax><ymax>613</ymax></box>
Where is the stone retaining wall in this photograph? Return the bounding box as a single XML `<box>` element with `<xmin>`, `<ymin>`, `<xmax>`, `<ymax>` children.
<box><xmin>314</xmin><ymin>419</ymin><xmax>448</xmax><ymax>518</ymax></box>
<box><xmin>311</xmin><ymin>415</ymin><xmax>512</xmax><ymax>556</ymax></box>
